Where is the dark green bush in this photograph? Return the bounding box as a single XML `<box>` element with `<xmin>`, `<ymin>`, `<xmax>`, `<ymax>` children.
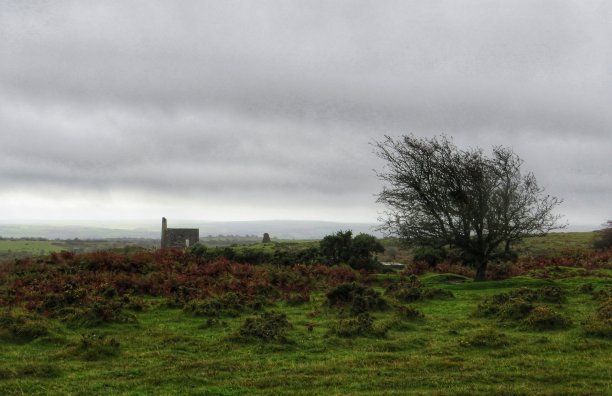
<box><xmin>326</xmin><ymin>283</ymin><xmax>387</xmax><ymax>314</ymax></box>
<box><xmin>412</xmin><ymin>246</ymin><xmax>446</xmax><ymax>267</ymax></box>
<box><xmin>232</xmin><ymin>311</ymin><xmax>292</xmax><ymax>343</ymax></box>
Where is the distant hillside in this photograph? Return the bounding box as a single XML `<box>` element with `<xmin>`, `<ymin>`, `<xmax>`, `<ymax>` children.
<box><xmin>0</xmin><ymin>220</ymin><xmax>382</xmax><ymax>240</ymax></box>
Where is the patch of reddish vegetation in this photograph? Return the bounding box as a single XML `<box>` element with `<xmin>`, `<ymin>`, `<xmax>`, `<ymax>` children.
<box><xmin>0</xmin><ymin>250</ymin><xmax>363</xmax><ymax>312</ymax></box>
<box><xmin>401</xmin><ymin>248</ymin><xmax>612</xmax><ymax>280</ymax></box>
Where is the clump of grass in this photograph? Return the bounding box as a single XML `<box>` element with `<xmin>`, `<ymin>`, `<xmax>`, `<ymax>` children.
<box><xmin>395</xmin><ymin>305</ymin><xmax>424</xmax><ymax>320</ymax></box>
<box><xmin>328</xmin><ymin>313</ymin><xmax>387</xmax><ymax>338</ymax></box>
<box><xmin>231</xmin><ymin>311</ymin><xmax>292</xmax><ymax>343</ymax></box>
<box><xmin>521</xmin><ymin>306</ymin><xmax>571</xmax><ymax>330</ymax></box>
<box><xmin>285</xmin><ymin>291</ymin><xmax>310</xmax><ymax>306</ymax></box>
<box><xmin>198</xmin><ymin>317</ymin><xmax>227</xmax><ymax>329</ymax></box>
<box><xmin>460</xmin><ymin>328</ymin><xmax>510</xmax><ymax>348</ymax></box>
<box><xmin>0</xmin><ymin>363</ymin><xmax>60</xmax><ymax>379</ymax></box>
<box><xmin>0</xmin><ymin>310</ymin><xmax>49</xmax><ymax>342</ymax></box>
<box><xmin>73</xmin><ymin>333</ymin><xmax>120</xmax><ymax>360</ymax></box>
<box><xmin>592</xmin><ymin>287</ymin><xmax>612</xmax><ymax>301</ymax></box>
<box><xmin>326</xmin><ymin>283</ymin><xmax>388</xmax><ymax>315</ymax></box>
<box><xmin>58</xmin><ymin>297</ymin><xmax>136</xmax><ymax>327</ymax></box>
<box><xmin>476</xmin><ymin>286</ymin><xmax>566</xmax><ymax>321</ymax></box>
<box><xmin>385</xmin><ymin>275</ymin><xmax>454</xmax><ymax>303</ymax></box>
<box><xmin>583</xmin><ymin>299</ymin><xmax>612</xmax><ymax>337</ymax></box>
<box><xmin>184</xmin><ymin>292</ymin><xmax>246</xmax><ymax>317</ymax></box>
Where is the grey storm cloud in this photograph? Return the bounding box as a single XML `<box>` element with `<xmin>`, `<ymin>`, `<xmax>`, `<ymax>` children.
<box><xmin>0</xmin><ymin>0</ymin><xmax>611</xmax><ymax>225</ymax></box>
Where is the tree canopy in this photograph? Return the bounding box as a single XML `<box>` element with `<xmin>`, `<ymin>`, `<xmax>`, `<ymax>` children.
<box><xmin>374</xmin><ymin>135</ymin><xmax>564</xmax><ymax>280</ymax></box>
<box><xmin>319</xmin><ymin>230</ymin><xmax>384</xmax><ymax>270</ymax></box>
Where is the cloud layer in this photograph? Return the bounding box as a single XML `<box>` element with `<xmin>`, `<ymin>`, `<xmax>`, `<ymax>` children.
<box><xmin>1</xmin><ymin>1</ymin><xmax>610</xmax><ymax>227</ymax></box>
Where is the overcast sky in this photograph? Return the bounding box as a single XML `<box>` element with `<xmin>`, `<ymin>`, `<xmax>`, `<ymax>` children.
<box><xmin>1</xmin><ymin>0</ymin><xmax>610</xmax><ymax>229</ymax></box>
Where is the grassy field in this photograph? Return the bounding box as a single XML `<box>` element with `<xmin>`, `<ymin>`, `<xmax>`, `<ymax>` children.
<box><xmin>0</xmin><ymin>234</ymin><xmax>610</xmax><ymax>395</ymax></box>
<box><xmin>515</xmin><ymin>232</ymin><xmax>596</xmax><ymax>255</ymax></box>
<box><xmin>0</xmin><ymin>272</ymin><xmax>610</xmax><ymax>394</ymax></box>
<box><xmin>0</xmin><ymin>240</ymin><xmax>64</xmax><ymax>255</ymax></box>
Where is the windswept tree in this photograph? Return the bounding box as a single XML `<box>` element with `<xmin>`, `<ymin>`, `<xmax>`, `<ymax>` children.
<box><xmin>374</xmin><ymin>135</ymin><xmax>564</xmax><ymax>280</ymax></box>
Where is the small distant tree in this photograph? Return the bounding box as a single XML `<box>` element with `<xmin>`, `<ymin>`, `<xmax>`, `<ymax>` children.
<box><xmin>320</xmin><ymin>230</ymin><xmax>354</xmax><ymax>265</ymax></box>
<box><xmin>374</xmin><ymin>135</ymin><xmax>564</xmax><ymax>281</ymax></box>
<box><xmin>593</xmin><ymin>221</ymin><xmax>612</xmax><ymax>250</ymax></box>
<box><xmin>262</xmin><ymin>233</ymin><xmax>272</xmax><ymax>243</ymax></box>
<box><xmin>319</xmin><ymin>230</ymin><xmax>384</xmax><ymax>269</ymax></box>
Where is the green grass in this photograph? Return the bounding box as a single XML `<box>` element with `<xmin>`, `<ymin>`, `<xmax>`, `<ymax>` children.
<box><xmin>0</xmin><ymin>240</ymin><xmax>63</xmax><ymax>255</ymax></box>
<box><xmin>515</xmin><ymin>232</ymin><xmax>596</xmax><ymax>255</ymax></box>
<box><xmin>0</xmin><ymin>276</ymin><xmax>610</xmax><ymax>395</ymax></box>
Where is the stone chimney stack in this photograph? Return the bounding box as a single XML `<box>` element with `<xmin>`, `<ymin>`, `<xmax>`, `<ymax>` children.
<box><xmin>161</xmin><ymin>217</ymin><xmax>168</xmax><ymax>248</ymax></box>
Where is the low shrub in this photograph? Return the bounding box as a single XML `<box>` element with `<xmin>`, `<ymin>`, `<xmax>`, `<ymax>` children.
<box><xmin>74</xmin><ymin>333</ymin><xmax>120</xmax><ymax>360</ymax></box>
<box><xmin>231</xmin><ymin>311</ymin><xmax>292</xmax><ymax>343</ymax></box>
<box><xmin>521</xmin><ymin>306</ymin><xmax>570</xmax><ymax>330</ymax></box>
<box><xmin>412</xmin><ymin>246</ymin><xmax>446</xmax><ymax>267</ymax></box>
<box><xmin>329</xmin><ymin>313</ymin><xmax>387</xmax><ymax>338</ymax></box>
<box><xmin>386</xmin><ymin>276</ymin><xmax>454</xmax><ymax>303</ymax></box>
<box><xmin>476</xmin><ymin>286</ymin><xmax>566</xmax><ymax>321</ymax></box>
<box><xmin>583</xmin><ymin>299</ymin><xmax>612</xmax><ymax>337</ymax></box>
<box><xmin>60</xmin><ymin>297</ymin><xmax>136</xmax><ymax>327</ymax></box>
<box><xmin>460</xmin><ymin>328</ymin><xmax>510</xmax><ymax>348</ymax></box>
<box><xmin>395</xmin><ymin>305</ymin><xmax>424</xmax><ymax>320</ymax></box>
<box><xmin>326</xmin><ymin>283</ymin><xmax>387</xmax><ymax>315</ymax></box>
<box><xmin>0</xmin><ymin>311</ymin><xmax>49</xmax><ymax>341</ymax></box>
<box><xmin>184</xmin><ymin>292</ymin><xmax>246</xmax><ymax>317</ymax></box>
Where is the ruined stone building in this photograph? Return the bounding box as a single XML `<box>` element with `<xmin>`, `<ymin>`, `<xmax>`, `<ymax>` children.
<box><xmin>161</xmin><ymin>217</ymin><xmax>199</xmax><ymax>248</ymax></box>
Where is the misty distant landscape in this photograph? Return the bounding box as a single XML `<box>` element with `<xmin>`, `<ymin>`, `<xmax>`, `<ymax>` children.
<box><xmin>0</xmin><ymin>220</ymin><xmax>381</xmax><ymax>240</ymax></box>
<box><xmin>1</xmin><ymin>1</ymin><xmax>611</xmax><ymax>395</ymax></box>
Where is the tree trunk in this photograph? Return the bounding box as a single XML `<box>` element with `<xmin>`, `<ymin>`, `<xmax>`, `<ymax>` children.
<box><xmin>474</xmin><ymin>260</ymin><xmax>488</xmax><ymax>281</ymax></box>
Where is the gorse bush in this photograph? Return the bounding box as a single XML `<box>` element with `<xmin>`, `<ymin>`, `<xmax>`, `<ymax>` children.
<box><xmin>326</xmin><ymin>282</ymin><xmax>388</xmax><ymax>315</ymax></box>
<box><xmin>476</xmin><ymin>286</ymin><xmax>566</xmax><ymax>320</ymax></box>
<box><xmin>232</xmin><ymin>311</ymin><xmax>292</xmax><ymax>343</ymax></box>
<box><xmin>476</xmin><ymin>286</ymin><xmax>569</xmax><ymax>328</ymax></box>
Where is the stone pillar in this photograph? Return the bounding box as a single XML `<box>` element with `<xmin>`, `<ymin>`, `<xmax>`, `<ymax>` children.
<box><xmin>161</xmin><ymin>217</ymin><xmax>168</xmax><ymax>249</ymax></box>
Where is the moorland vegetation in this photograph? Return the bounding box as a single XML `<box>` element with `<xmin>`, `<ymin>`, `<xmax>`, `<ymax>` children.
<box><xmin>0</xmin><ymin>236</ymin><xmax>610</xmax><ymax>394</ymax></box>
